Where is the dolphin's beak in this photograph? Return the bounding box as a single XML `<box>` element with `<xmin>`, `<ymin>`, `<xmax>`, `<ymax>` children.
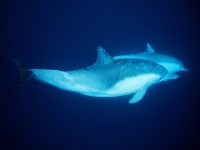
<box><xmin>181</xmin><ymin>67</ymin><xmax>189</xmax><ymax>71</ymax></box>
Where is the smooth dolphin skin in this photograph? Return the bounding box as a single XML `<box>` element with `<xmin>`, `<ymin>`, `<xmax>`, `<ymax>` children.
<box><xmin>13</xmin><ymin>47</ymin><xmax>178</xmax><ymax>103</ymax></box>
<box><xmin>114</xmin><ymin>43</ymin><xmax>189</xmax><ymax>74</ymax></box>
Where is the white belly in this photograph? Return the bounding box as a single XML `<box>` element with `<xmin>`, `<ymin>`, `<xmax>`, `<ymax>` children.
<box><xmin>106</xmin><ymin>73</ymin><xmax>160</xmax><ymax>96</ymax></box>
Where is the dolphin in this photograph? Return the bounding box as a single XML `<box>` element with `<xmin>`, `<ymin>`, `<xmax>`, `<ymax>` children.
<box><xmin>114</xmin><ymin>43</ymin><xmax>188</xmax><ymax>74</ymax></box>
<box><xmin>13</xmin><ymin>47</ymin><xmax>178</xmax><ymax>103</ymax></box>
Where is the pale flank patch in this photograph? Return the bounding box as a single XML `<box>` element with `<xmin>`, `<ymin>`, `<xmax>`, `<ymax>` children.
<box><xmin>107</xmin><ymin>73</ymin><xmax>160</xmax><ymax>95</ymax></box>
<box><xmin>62</xmin><ymin>72</ymin><xmax>74</xmax><ymax>82</ymax></box>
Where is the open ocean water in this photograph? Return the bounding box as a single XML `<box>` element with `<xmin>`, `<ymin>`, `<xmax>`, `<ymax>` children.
<box><xmin>1</xmin><ymin>1</ymin><xmax>200</xmax><ymax>150</ymax></box>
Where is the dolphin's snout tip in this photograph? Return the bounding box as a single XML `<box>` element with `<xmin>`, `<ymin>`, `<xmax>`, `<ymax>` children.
<box><xmin>182</xmin><ymin>68</ymin><xmax>189</xmax><ymax>71</ymax></box>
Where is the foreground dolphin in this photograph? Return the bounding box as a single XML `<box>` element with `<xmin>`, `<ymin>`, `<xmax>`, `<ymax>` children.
<box><xmin>13</xmin><ymin>47</ymin><xmax>178</xmax><ymax>103</ymax></box>
<box><xmin>114</xmin><ymin>43</ymin><xmax>188</xmax><ymax>74</ymax></box>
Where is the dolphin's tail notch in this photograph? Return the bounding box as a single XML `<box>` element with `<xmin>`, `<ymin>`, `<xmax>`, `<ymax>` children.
<box><xmin>12</xmin><ymin>59</ymin><xmax>34</xmax><ymax>86</ymax></box>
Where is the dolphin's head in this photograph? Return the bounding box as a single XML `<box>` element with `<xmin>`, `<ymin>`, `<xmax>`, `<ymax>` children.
<box><xmin>179</xmin><ymin>66</ymin><xmax>189</xmax><ymax>72</ymax></box>
<box><xmin>157</xmin><ymin>55</ymin><xmax>189</xmax><ymax>73</ymax></box>
<box><xmin>114</xmin><ymin>43</ymin><xmax>189</xmax><ymax>74</ymax></box>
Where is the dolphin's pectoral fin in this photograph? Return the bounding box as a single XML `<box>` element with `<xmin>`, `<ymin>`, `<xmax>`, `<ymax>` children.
<box><xmin>162</xmin><ymin>73</ymin><xmax>179</xmax><ymax>81</ymax></box>
<box><xmin>129</xmin><ymin>89</ymin><xmax>147</xmax><ymax>104</ymax></box>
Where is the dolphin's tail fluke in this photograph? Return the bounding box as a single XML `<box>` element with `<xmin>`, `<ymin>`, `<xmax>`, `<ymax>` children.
<box><xmin>13</xmin><ymin>59</ymin><xmax>34</xmax><ymax>86</ymax></box>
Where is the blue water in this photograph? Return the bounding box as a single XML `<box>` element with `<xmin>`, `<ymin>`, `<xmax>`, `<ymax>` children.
<box><xmin>1</xmin><ymin>1</ymin><xmax>199</xmax><ymax>150</ymax></box>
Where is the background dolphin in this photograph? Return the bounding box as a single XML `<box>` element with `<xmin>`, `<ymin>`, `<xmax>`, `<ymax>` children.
<box><xmin>114</xmin><ymin>43</ymin><xmax>188</xmax><ymax>74</ymax></box>
<box><xmin>13</xmin><ymin>47</ymin><xmax>177</xmax><ymax>103</ymax></box>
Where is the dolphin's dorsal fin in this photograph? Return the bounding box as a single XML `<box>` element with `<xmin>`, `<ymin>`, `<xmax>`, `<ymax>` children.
<box><xmin>146</xmin><ymin>43</ymin><xmax>155</xmax><ymax>53</ymax></box>
<box><xmin>94</xmin><ymin>46</ymin><xmax>114</xmax><ymax>66</ymax></box>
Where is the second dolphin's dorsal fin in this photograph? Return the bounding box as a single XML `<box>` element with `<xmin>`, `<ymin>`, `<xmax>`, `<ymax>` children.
<box><xmin>94</xmin><ymin>46</ymin><xmax>114</xmax><ymax>66</ymax></box>
<box><xmin>146</xmin><ymin>43</ymin><xmax>155</xmax><ymax>53</ymax></box>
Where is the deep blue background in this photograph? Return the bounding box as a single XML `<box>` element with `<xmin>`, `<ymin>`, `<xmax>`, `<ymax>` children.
<box><xmin>1</xmin><ymin>0</ymin><xmax>200</xmax><ymax>150</ymax></box>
